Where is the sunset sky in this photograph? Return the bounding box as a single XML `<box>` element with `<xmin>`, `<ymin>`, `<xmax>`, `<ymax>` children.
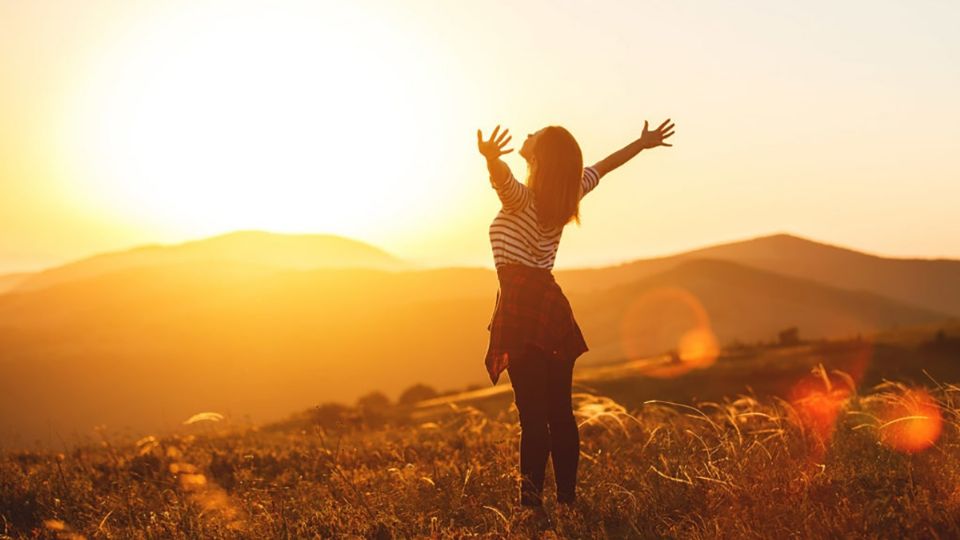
<box><xmin>1</xmin><ymin>0</ymin><xmax>958</xmax><ymax>274</ymax></box>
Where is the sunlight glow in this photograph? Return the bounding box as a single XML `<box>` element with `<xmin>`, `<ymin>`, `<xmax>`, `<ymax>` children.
<box><xmin>788</xmin><ymin>365</ymin><xmax>853</xmax><ymax>458</ymax></box>
<box><xmin>57</xmin><ymin>2</ymin><xmax>459</xmax><ymax>240</ymax></box>
<box><xmin>877</xmin><ymin>387</ymin><xmax>943</xmax><ymax>454</ymax></box>
<box><xmin>618</xmin><ymin>287</ymin><xmax>720</xmax><ymax>378</ymax></box>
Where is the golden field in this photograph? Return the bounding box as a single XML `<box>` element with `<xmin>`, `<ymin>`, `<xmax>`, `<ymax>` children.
<box><xmin>3</xmin><ymin>333</ymin><xmax>960</xmax><ymax>539</ymax></box>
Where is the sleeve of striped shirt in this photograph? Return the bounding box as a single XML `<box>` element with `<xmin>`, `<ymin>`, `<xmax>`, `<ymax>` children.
<box><xmin>490</xmin><ymin>169</ymin><xmax>533</xmax><ymax>213</ymax></box>
<box><xmin>580</xmin><ymin>165</ymin><xmax>601</xmax><ymax>199</ymax></box>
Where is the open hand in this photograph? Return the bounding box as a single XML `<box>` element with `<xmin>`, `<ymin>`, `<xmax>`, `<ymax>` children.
<box><xmin>639</xmin><ymin>119</ymin><xmax>676</xmax><ymax>149</ymax></box>
<box><xmin>477</xmin><ymin>125</ymin><xmax>514</xmax><ymax>160</ymax></box>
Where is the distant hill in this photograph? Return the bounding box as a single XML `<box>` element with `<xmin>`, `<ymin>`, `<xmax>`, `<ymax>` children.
<box><xmin>0</xmin><ymin>271</ymin><xmax>30</xmax><ymax>294</ymax></box>
<box><xmin>10</xmin><ymin>230</ymin><xmax>407</xmax><ymax>293</ymax></box>
<box><xmin>0</xmin><ymin>253</ymin><xmax>950</xmax><ymax>448</ymax></box>
<box><xmin>571</xmin><ymin>258</ymin><xmax>949</xmax><ymax>361</ymax></box>
<box><xmin>556</xmin><ymin>233</ymin><xmax>960</xmax><ymax>316</ymax></box>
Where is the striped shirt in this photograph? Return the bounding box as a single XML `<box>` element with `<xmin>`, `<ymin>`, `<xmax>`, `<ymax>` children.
<box><xmin>489</xmin><ymin>165</ymin><xmax>601</xmax><ymax>269</ymax></box>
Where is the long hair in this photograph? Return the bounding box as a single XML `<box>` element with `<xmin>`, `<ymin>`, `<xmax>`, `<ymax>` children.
<box><xmin>525</xmin><ymin>126</ymin><xmax>583</xmax><ymax>229</ymax></box>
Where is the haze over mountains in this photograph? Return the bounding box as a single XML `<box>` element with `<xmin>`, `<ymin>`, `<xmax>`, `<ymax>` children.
<box><xmin>3</xmin><ymin>230</ymin><xmax>407</xmax><ymax>294</ymax></box>
<box><xmin>557</xmin><ymin>234</ymin><xmax>960</xmax><ymax>317</ymax></box>
<box><xmin>0</xmin><ymin>231</ymin><xmax>956</xmax><ymax>448</ymax></box>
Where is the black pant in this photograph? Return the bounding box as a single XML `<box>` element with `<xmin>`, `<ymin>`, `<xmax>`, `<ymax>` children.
<box><xmin>507</xmin><ymin>342</ymin><xmax>580</xmax><ymax>506</ymax></box>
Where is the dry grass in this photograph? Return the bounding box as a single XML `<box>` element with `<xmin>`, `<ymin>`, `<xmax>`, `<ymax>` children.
<box><xmin>3</xmin><ymin>373</ymin><xmax>960</xmax><ymax>539</ymax></box>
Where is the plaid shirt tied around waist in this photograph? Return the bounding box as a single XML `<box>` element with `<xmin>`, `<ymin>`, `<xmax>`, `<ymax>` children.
<box><xmin>484</xmin><ymin>263</ymin><xmax>588</xmax><ymax>384</ymax></box>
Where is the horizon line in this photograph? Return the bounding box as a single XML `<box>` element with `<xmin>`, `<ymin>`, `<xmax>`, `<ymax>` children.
<box><xmin>3</xmin><ymin>229</ymin><xmax>960</xmax><ymax>277</ymax></box>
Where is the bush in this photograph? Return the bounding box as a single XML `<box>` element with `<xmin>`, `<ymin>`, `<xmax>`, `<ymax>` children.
<box><xmin>397</xmin><ymin>383</ymin><xmax>438</xmax><ymax>406</ymax></box>
<box><xmin>356</xmin><ymin>391</ymin><xmax>392</xmax><ymax>411</ymax></box>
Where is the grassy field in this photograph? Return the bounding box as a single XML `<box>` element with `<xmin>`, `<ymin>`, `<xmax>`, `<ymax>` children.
<box><xmin>3</xmin><ymin>334</ymin><xmax>960</xmax><ymax>539</ymax></box>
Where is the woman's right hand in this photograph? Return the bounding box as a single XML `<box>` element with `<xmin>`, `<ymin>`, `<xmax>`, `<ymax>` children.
<box><xmin>477</xmin><ymin>125</ymin><xmax>514</xmax><ymax>160</ymax></box>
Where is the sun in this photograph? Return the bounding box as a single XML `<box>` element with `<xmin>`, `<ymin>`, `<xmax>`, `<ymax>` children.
<box><xmin>57</xmin><ymin>2</ymin><xmax>459</xmax><ymax>241</ymax></box>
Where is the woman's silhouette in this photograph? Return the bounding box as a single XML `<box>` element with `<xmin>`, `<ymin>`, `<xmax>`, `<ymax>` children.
<box><xmin>476</xmin><ymin>119</ymin><xmax>675</xmax><ymax>513</ymax></box>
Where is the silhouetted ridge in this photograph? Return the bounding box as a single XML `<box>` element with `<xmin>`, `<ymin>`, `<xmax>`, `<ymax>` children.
<box><xmin>12</xmin><ymin>230</ymin><xmax>407</xmax><ymax>293</ymax></box>
<box><xmin>556</xmin><ymin>233</ymin><xmax>960</xmax><ymax>316</ymax></box>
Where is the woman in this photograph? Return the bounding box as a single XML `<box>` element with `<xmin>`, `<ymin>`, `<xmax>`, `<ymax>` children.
<box><xmin>476</xmin><ymin>119</ymin><xmax>675</xmax><ymax>512</ymax></box>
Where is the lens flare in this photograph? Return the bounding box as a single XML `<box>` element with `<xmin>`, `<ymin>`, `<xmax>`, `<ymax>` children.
<box><xmin>787</xmin><ymin>364</ymin><xmax>853</xmax><ymax>458</ymax></box>
<box><xmin>876</xmin><ymin>387</ymin><xmax>943</xmax><ymax>454</ymax></box>
<box><xmin>618</xmin><ymin>287</ymin><xmax>719</xmax><ymax>378</ymax></box>
<box><xmin>678</xmin><ymin>327</ymin><xmax>720</xmax><ymax>366</ymax></box>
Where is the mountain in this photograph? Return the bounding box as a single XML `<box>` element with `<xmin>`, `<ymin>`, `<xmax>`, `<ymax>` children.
<box><xmin>13</xmin><ymin>231</ymin><xmax>959</xmax><ymax>316</ymax></box>
<box><xmin>556</xmin><ymin>233</ymin><xmax>960</xmax><ymax>316</ymax></box>
<box><xmin>571</xmin><ymin>258</ymin><xmax>949</xmax><ymax>361</ymax></box>
<box><xmin>0</xmin><ymin>272</ymin><xmax>30</xmax><ymax>294</ymax></box>
<box><xmin>0</xmin><ymin>252</ymin><xmax>950</xmax><ymax>448</ymax></box>
<box><xmin>0</xmin><ymin>262</ymin><xmax>495</xmax><ymax>448</ymax></box>
<box><xmin>10</xmin><ymin>230</ymin><xmax>407</xmax><ymax>293</ymax></box>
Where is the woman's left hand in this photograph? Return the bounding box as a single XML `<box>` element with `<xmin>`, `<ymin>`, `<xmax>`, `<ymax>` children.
<box><xmin>477</xmin><ymin>125</ymin><xmax>514</xmax><ymax>160</ymax></box>
<box><xmin>639</xmin><ymin>118</ymin><xmax>676</xmax><ymax>149</ymax></box>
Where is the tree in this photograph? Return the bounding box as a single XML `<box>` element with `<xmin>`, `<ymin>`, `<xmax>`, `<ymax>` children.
<box><xmin>311</xmin><ymin>402</ymin><xmax>354</xmax><ymax>428</ymax></box>
<box><xmin>355</xmin><ymin>390</ymin><xmax>393</xmax><ymax>427</ymax></box>
<box><xmin>397</xmin><ymin>383</ymin><xmax>438</xmax><ymax>406</ymax></box>
<box><xmin>356</xmin><ymin>391</ymin><xmax>392</xmax><ymax>411</ymax></box>
<box><xmin>778</xmin><ymin>327</ymin><xmax>800</xmax><ymax>347</ymax></box>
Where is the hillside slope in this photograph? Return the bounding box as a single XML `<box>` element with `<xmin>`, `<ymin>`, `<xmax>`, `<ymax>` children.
<box><xmin>0</xmin><ymin>257</ymin><xmax>949</xmax><ymax>446</ymax></box>
<box><xmin>0</xmin><ymin>272</ymin><xmax>30</xmax><ymax>294</ymax></box>
<box><xmin>572</xmin><ymin>258</ymin><xmax>949</xmax><ymax>361</ymax></box>
<box><xmin>11</xmin><ymin>230</ymin><xmax>407</xmax><ymax>293</ymax></box>
<box><xmin>557</xmin><ymin>233</ymin><xmax>960</xmax><ymax>316</ymax></box>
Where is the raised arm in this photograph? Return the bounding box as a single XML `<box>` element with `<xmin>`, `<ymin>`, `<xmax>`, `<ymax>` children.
<box><xmin>478</xmin><ymin>125</ymin><xmax>531</xmax><ymax>212</ymax></box>
<box><xmin>592</xmin><ymin>118</ymin><xmax>676</xmax><ymax>178</ymax></box>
